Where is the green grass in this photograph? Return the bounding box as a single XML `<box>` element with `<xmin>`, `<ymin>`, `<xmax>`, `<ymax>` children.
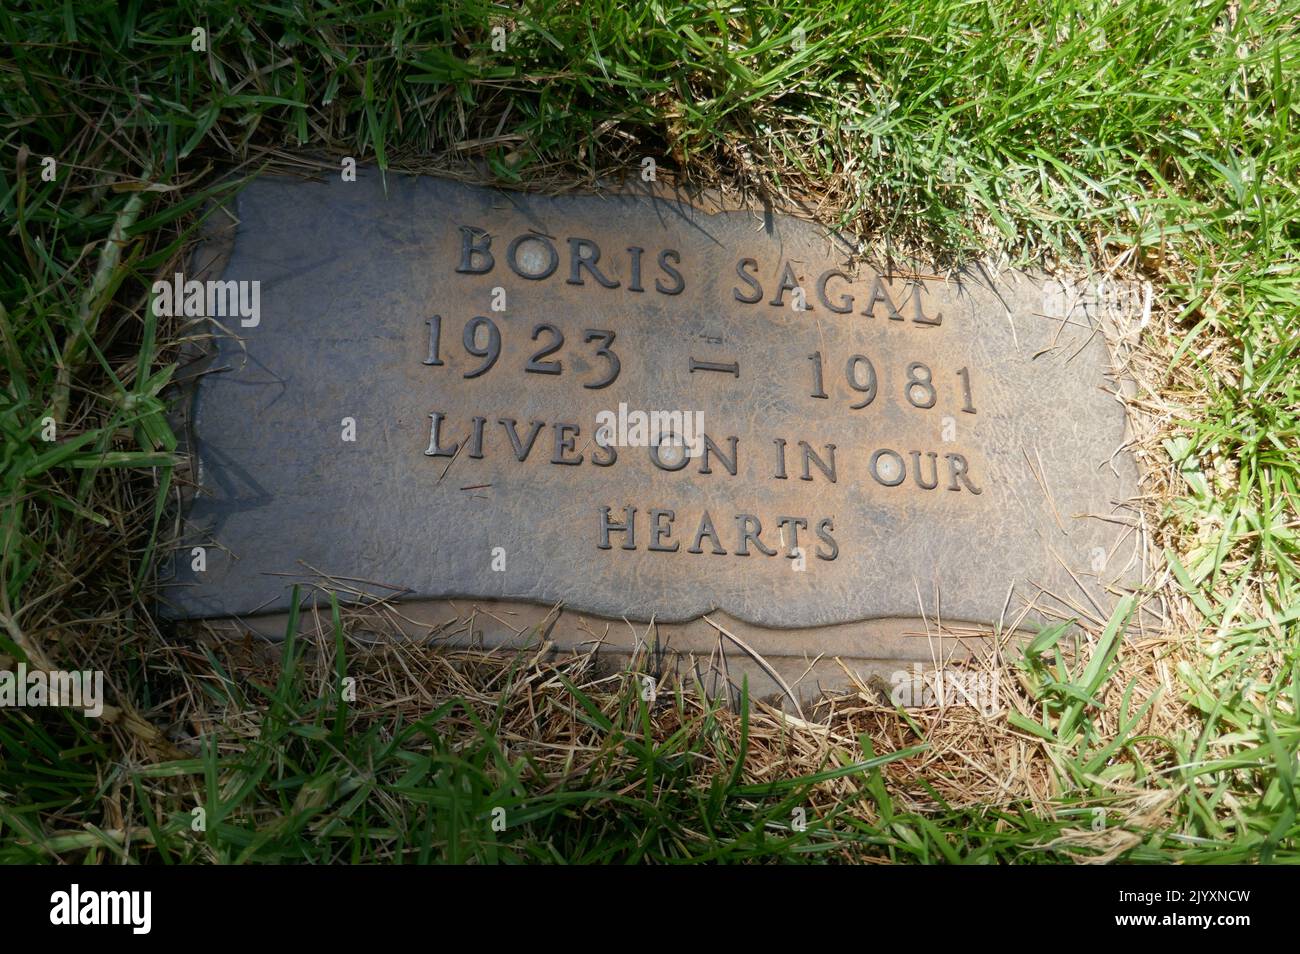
<box><xmin>0</xmin><ymin>591</ymin><xmax>926</xmax><ymax>864</ymax></box>
<box><xmin>1</xmin><ymin>0</ymin><xmax>1298</xmax><ymax>862</ymax></box>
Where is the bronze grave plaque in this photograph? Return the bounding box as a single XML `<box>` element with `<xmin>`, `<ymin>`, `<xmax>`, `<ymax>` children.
<box><xmin>162</xmin><ymin>171</ymin><xmax>1141</xmax><ymax>638</ymax></box>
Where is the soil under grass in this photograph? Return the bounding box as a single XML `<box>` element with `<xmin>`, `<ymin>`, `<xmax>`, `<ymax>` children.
<box><xmin>1</xmin><ymin>0</ymin><xmax>1297</xmax><ymax>863</ymax></box>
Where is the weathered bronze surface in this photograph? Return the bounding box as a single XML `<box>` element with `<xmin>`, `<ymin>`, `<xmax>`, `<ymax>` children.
<box><xmin>162</xmin><ymin>171</ymin><xmax>1142</xmax><ymax>633</ymax></box>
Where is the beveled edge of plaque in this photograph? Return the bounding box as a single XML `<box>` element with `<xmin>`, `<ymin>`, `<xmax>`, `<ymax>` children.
<box><xmin>187</xmin><ymin>598</ymin><xmax>1041</xmax><ymax>711</ymax></box>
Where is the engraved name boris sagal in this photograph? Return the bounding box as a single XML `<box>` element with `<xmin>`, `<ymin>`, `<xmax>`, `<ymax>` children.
<box><xmin>168</xmin><ymin>173</ymin><xmax>1137</xmax><ymax>628</ymax></box>
<box><xmin>426</xmin><ymin>223</ymin><xmax>983</xmax><ymax>564</ymax></box>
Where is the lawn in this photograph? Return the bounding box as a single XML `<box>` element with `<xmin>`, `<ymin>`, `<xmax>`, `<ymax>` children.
<box><xmin>1</xmin><ymin>0</ymin><xmax>1297</xmax><ymax>862</ymax></box>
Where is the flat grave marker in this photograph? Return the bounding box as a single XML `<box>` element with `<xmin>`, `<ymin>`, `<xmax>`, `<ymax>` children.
<box><xmin>164</xmin><ymin>171</ymin><xmax>1143</xmax><ymax>675</ymax></box>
